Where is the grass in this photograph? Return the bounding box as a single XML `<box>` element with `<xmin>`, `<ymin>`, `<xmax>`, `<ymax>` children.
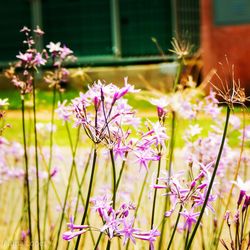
<box><xmin>1</xmin><ymin>89</ymin><xmax>249</xmax><ymax>148</ymax></box>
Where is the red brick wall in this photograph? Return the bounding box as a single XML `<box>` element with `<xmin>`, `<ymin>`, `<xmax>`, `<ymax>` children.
<box><xmin>201</xmin><ymin>0</ymin><xmax>250</xmax><ymax>92</ymax></box>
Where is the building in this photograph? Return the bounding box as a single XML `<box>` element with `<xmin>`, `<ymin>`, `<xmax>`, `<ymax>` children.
<box><xmin>0</xmin><ymin>0</ymin><xmax>200</xmax><ymax>67</ymax></box>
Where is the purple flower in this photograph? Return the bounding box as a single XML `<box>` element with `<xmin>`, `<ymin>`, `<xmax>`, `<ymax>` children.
<box><xmin>33</xmin><ymin>52</ymin><xmax>46</xmax><ymax>66</ymax></box>
<box><xmin>56</xmin><ymin>100</ymin><xmax>72</xmax><ymax>122</ymax></box>
<box><xmin>100</xmin><ymin>208</ymin><xmax>120</xmax><ymax>238</ymax></box>
<box><xmin>60</xmin><ymin>45</ymin><xmax>73</xmax><ymax>59</ymax></box>
<box><xmin>193</xmin><ymin>189</ymin><xmax>217</xmax><ymax>213</ymax></box>
<box><xmin>16</xmin><ymin>52</ymin><xmax>33</xmax><ymax>63</ymax></box>
<box><xmin>118</xmin><ymin>218</ymin><xmax>139</xmax><ymax>245</ymax></box>
<box><xmin>242</xmin><ymin>195</ymin><xmax>250</xmax><ymax>212</ymax></box>
<box><xmin>134</xmin><ymin>150</ymin><xmax>160</xmax><ymax>170</ymax></box>
<box><xmin>62</xmin><ymin>229</ymin><xmax>88</xmax><ymax>241</ymax></box>
<box><xmin>133</xmin><ymin>228</ymin><xmax>160</xmax><ymax>250</ymax></box>
<box><xmin>180</xmin><ymin>209</ymin><xmax>200</xmax><ymax>232</ymax></box>
<box><xmin>62</xmin><ymin>216</ymin><xmax>89</xmax><ymax>241</ymax></box>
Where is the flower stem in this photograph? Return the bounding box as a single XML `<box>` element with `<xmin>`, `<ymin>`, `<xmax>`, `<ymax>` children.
<box><xmin>166</xmin><ymin>205</ymin><xmax>183</xmax><ymax>250</ymax></box>
<box><xmin>75</xmin><ymin>147</ymin><xmax>98</xmax><ymax>250</ymax></box>
<box><xmin>110</xmin><ymin>149</ymin><xmax>117</xmax><ymax>209</ymax></box>
<box><xmin>21</xmin><ymin>96</ymin><xmax>33</xmax><ymax>249</ymax></box>
<box><xmin>105</xmin><ymin>149</ymin><xmax>117</xmax><ymax>250</ymax></box>
<box><xmin>116</xmin><ymin>152</ymin><xmax>128</xmax><ymax>191</ymax></box>
<box><xmin>159</xmin><ymin>111</ymin><xmax>175</xmax><ymax>249</ymax></box>
<box><xmin>213</xmin><ymin>108</ymin><xmax>245</xmax><ymax>249</ymax></box>
<box><xmin>173</xmin><ymin>59</ymin><xmax>183</xmax><ymax>92</ymax></box>
<box><xmin>186</xmin><ymin>106</ymin><xmax>231</xmax><ymax>250</ymax></box>
<box><xmin>126</xmin><ymin>170</ymin><xmax>148</xmax><ymax>250</ymax></box>
<box><xmin>150</xmin><ymin>152</ymin><xmax>162</xmax><ymax>231</ymax></box>
<box><xmin>54</xmin><ymin>130</ymin><xmax>81</xmax><ymax>250</ymax></box>
<box><xmin>32</xmin><ymin>80</ymin><xmax>41</xmax><ymax>250</ymax></box>
<box><xmin>43</xmin><ymin>86</ymin><xmax>56</xmax><ymax>247</ymax></box>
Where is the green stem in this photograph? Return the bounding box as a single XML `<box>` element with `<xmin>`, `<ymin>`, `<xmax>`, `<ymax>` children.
<box><xmin>21</xmin><ymin>96</ymin><xmax>33</xmax><ymax>249</ymax></box>
<box><xmin>166</xmin><ymin>205</ymin><xmax>183</xmax><ymax>250</ymax></box>
<box><xmin>94</xmin><ymin>232</ymin><xmax>103</xmax><ymax>250</ymax></box>
<box><xmin>75</xmin><ymin>148</ymin><xmax>98</xmax><ymax>250</ymax></box>
<box><xmin>32</xmin><ymin>80</ymin><xmax>41</xmax><ymax>250</ymax></box>
<box><xmin>185</xmin><ymin>229</ymin><xmax>190</xmax><ymax>249</ymax></box>
<box><xmin>66</xmin><ymin>159</ymin><xmax>94</xmax><ymax>250</ymax></box>
<box><xmin>150</xmin><ymin>153</ymin><xmax>162</xmax><ymax>230</ymax></box>
<box><xmin>159</xmin><ymin>111</ymin><xmax>175</xmax><ymax>249</ymax></box>
<box><xmin>126</xmin><ymin>171</ymin><xmax>148</xmax><ymax>250</ymax></box>
<box><xmin>43</xmin><ymin>86</ymin><xmax>56</xmax><ymax>247</ymax></box>
<box><xmin>110</xmin><ymin>149</ymin><xmax>117</xmax><ymax>209</ymax></box>
<box><xmin>54</xmin><ymin>134</ymin><xmax>80</xmax><ymax>250</ymax></box>
<box><xmin>115</xmin><ymin>152</ymin><xmax>128</xmax><ymax>191</ymax></box>
<box><xmin>213</xmin><ymin>109</ymin><xmax>245</xmax><ymax>249</ymax></box>
<box><xmin>173</xmin><ymin>59</ymin><xmax>183</xmax><ymax>92</ymax></box>
<box><xmin>105</xmin><ymin>149</ymin><xmax>117</xmax><ymax>250</ymax></box>
<box><xmin>186</xmin><ymin>106</ymin><xmax>231</xmax><ymax>250</ymax></box>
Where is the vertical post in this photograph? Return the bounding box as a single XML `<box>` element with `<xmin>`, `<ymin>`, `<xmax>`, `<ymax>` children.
<box><xmin>110</xmin><ymin>0</ymin><xmax>121</xmax><ymax>57</ymax></box>
<box><xmin>30</xmin><ymin>0</ymin><xmax>43</xmax><ymax>51</ymax></box>
<box><xmin>171</xmin><ymin>0</ymin><xmax>179</xmax><ymax>39</ymax></box>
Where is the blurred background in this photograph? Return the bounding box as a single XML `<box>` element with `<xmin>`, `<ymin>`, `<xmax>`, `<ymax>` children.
<box><xmin>0</xmin><ymin>0</ymin><xmax>250</xmax><ymax>93</ymax></box>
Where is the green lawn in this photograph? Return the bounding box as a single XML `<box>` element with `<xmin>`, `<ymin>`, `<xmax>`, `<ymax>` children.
<box><xmin>1</xmin><ymin>89</ymin><xmax>249</xmax><ymax>148</ymax></box>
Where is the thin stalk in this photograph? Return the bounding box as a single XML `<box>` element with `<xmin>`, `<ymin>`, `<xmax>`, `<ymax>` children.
<box><xmin>186</xmin><ymin>106</ymin><xmax>231</xmax><ymax>250</ymax></box>
<box><xmin>150</xmin><ymin>152</ymin><xmax>162</xmax><ymax>230</ymax></box>
<box><xmin>43</xmin><ymin>86</ymin><xmax>57</xmax><ymax>246</ymax></box>
<box><xmin>106</xmin><ymin>149</ymin><xmax>117</xmax><ymax>250</ymax></box>
<box><xmin>126</xmin><ymin>171</ymin><xmax>149</xmax><ymax>250</ymax></box>
<box><xmin>74</xmin><ymin>148</ymin><xmax>98</xmax><ymax>250</ymax></box>
<box><xmin>166</xmin><ymin>205</ymin><xmax>183</xmax><ymax>250</ymax></box>
<box><xmin>58</xmin><ymin>95</ymin><xmax>96</xmax><ymax>247</ymax></box>
<box><xmin>185</xmin><ymin>230</ymin><xmax>190</xmax><ymax>249</ymax></box>
<box><xmin>54</xmin><ymin>128</ymin><xmax>81</xmax><ymax>250</ymax></box>
<box><xmin>116</xmin><ymin>152</ymin><xmax>128</xmax><ymax>191</ymax></box>
<box><xmin>200</xmin><ymin>224</ymin><xmax>206</xmax><ymax>250</ymax></box>
<box><xmin>21</xmin><ymin>96</ymin><xmax>32</xmax><ymax>249</ymax></box>
<box><xmin>54</xmin><ymin>158</ymin><xmax>77</xmax><ymax>249</ymax></box>
<box><xmin>159</xmin><ymin>111</ymin><xmax>175</xmax><ymax>249</ymax></box>
<box><xmin>94</xmin><ymin>232</ymin><xmax>103</xmax><ymax>250</ymax></box>
<box><xmin>32</xmin><ymin>80</ymin><xmax>41</xmax><ymax>250</ymax></box>
<box><xmin>66</xmin><ymin>151</ymin><xmax>93</xmax><ymax>250</ymax></box>
<box><xmin>213</xmin><ymin>108</ymin><xmax>245</xmax><ymax>249</ymax></box>
<box><xmin>173</xmin><ymin>59</ymin><xmax>183</xmax><ymax>92</ymax></box>
<box><xmin>110</xmin><ymin>149</ymin><xmax>117</xmax><ymax>209</ymax></box>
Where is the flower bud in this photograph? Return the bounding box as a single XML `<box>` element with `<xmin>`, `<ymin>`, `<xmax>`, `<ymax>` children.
<box><xmin>237</xmin><ymin>190</ymin><xmax>246</xmax><ymax>207</ymax></box>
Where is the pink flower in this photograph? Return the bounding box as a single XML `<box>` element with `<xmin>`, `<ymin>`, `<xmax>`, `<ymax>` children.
<box><xmin>133</xmin><ymin>228</ymin><xmax>160</xmax><ymax>250</ymax></box>
<box><xmin>46</xmin><ymin>42</ymin><xmax>62</xmax><ymax>53</ymax></box>
<box><xmin>118</xmin><ymin>218</ymin><xmax>139</xmax><ymax>245</ymax></box>
<box><xmin>16</xmin><ymin>52</ymin><xmax>33</xmax><ymax>63</ymax></box>
<box><xmin>33</xmin><ymin>26</ymin><xmax>44</xmax><ymax>36</ymax></box>
<box><xmin>61</xmin><ymin>45</ymin><xmax>73</xmax><ymax>59</ymax></box>
<box><xmin>33</xmin><ymin>52</ymin><xmax>46</xmax><ymax>66</ymax></box>
<box><xmin>62</xmin><ymin>216</ymin><xmax>89</xmax><ymax>241</ymax></box>
<box><xmin>180</xmin><ymin>209</ymin><xmax>200</xmax><ymax>232</ymax></box>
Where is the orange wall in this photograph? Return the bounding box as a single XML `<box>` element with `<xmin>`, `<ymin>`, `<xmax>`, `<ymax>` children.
<box><xmin>201</xmin><ymin>0</ymin><xmax>250</xmax><ymax>92</ymax></box>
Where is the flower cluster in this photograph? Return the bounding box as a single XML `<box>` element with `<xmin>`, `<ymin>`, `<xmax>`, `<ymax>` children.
<box><xmin>65</xmin><ymin>78</ymin><xmax>168</xmax><ymax>170</ymax></box>
<box><xmin>154</xmin><ymin>162</ymin><xmax>217</xmax><ymax>232</ymax></box>
<box><xmin>63</xmin><ymin>195</ymin><xmax>160</xmax><ymax>249</ymax></box>
<box><xmin>5</xmin><ymin>26</ymin><xmax>47</xmax><ymax>95</ymax></box>
<box><xmin>221</xmin><ymin>178</ymin><xmax>250</xmax><ymax>249</ymax></box>
<box><xmin>71</xmin><ymin>78</ymin><xmax>139</xmax><ymax>145</ymax></box>
<box><xmin>44</xmin><ymin>42</ymin><xmax>76</xmax><ymax>90</ymax></box>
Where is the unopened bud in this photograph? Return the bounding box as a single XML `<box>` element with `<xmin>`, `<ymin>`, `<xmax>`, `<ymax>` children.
<box><xmin>237</xmin><ymin>190</ymin><xmax>246</xmax><ymax>207</ymax></box>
